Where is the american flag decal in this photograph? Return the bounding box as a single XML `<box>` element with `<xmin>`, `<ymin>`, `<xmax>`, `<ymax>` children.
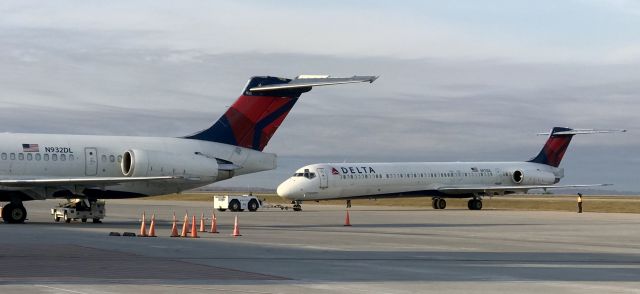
<box><xmin>22</xmin><ymin>144</ymin><xmax>39</xmax><ymax>152</ymax></box>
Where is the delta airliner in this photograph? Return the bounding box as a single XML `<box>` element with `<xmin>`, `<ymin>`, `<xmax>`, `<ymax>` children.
<box><xmin>0</xmin><ymin>74</ymin><xmax>377</xmax><ymax>223</ymax></box>
<box><xmin>277</xmin><ymin>128</ymin><xmax>625</xmax><ymax>211</ymax></box>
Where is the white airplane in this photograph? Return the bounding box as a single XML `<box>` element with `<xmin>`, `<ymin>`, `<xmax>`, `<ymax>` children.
<box><xmin>0</xmin><ymin>74</ymin><xmax>377</xmax><ymax>223</ymax></box>
<box><xmin>277</xmin><ymin>127</ymin><xmax>625</xmax><ymax>211</ymax></box>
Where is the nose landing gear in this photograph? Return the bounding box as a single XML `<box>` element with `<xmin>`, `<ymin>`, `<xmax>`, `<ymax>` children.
<box><xmin>292</xmin><ymin>200</ymin><xmax>303</xmax><ymax>211</ymax></box>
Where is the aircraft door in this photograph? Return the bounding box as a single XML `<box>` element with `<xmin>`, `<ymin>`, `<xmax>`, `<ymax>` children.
<box><xmin>85</xmin><ymin>147</ymin><xmax>98</xmax><ymax>176</ymax></box>
<box><xmin>317</xmin><ymin>168</ymin><xmax>328</xmax><ymax>189</ymax></box>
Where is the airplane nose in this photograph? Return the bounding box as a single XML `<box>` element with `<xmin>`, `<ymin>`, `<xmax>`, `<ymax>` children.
<box><xmin>277</xmin><ymin>181</ymin><xmax>295</xmax><ymax>199</ymax></box>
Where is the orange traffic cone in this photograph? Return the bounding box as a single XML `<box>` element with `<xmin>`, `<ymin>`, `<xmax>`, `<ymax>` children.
<box><xmin>180</xmin><ymin>212</ymin><xmax>189</xmax><ymax>237</ymax></box>
<box><xmin>199</xmin><ymin>213</ymin><xmax>206</xmax><ymax>232</ymax></box>
<box><xmin>344</xmin><ymin>210</ymin><xmax>352</xmax><ymax>226</ymax></box>
<box><xmin>232</xmin><ymin>215</ymin><xmax>241</xmax><ymax>237</ymax></box>
<box><xmin>147</xmin><ymin>214</ymin><xmax>157</xmax><ymax>237</ymax></box>
<box><xmin>139</xmin><ymin>212</ymin><xmax>148</xmax><ymax>237</ymax></box>
<box><xmin>170</xmin><ymin>212</ymin><xmax>179</xmax><ymax>237</ymax></box>
<box><xmin>209</xmin><ymin>211</ymin><xmax>219</xmax><ymax>234</ymax></box>
<box><xmin>190</xmin><ymin>215</ymin><xmax>199</xmax><ymax>238</ymax></box>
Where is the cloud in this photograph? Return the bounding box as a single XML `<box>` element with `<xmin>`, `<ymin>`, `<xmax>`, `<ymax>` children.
<box><xmin>2</xmin><ymin>1</ymin><xmax>640</xmax><ymax>63</ymax></box>
<box><xmin>0</xmin><ymin>2</ymin><xmax>638</xmax><ymax>191</ymax></box>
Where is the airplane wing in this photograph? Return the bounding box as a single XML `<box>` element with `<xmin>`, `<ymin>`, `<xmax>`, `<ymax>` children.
<box><xmin>0</xmin><ymin>176</ymin><xmax>181</xmax><ymax>188</ymax></box>
<box><xmin>249</xmin><ymin>75</ymin><xmax>378</xmax><ymax>91</ymax></box>
<box><xmin>437</xmin><ymin>184</ymin><xmax>611</xmax><ymax>194</ymax></box>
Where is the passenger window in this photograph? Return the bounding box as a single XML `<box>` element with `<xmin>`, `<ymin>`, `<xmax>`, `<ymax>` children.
<box><xmin>117</xmin><ymin>155</ymin><xmax>122</xmax><ymax>163</ymax></box>
<box><xmin>69</xmin><ymin>154</ymin><xmax>74</xmax><ymax>161</ymax></box>
<box><xmin>110</xmin><ymin>155</ymin><xmax>115</xmax><ymax>162</ymax></box>
<box><xmin>44</xmin><ymin>154</ymin><xmax>49</xmax><ymax>161</ymax></box>
<box><xmin>27</xmin><ymin>153</ymin><xmax>32</xmax><ymax>161</ymax></box>
<box><xmin>52</xmin><ymin>154</ymin><xmax>58</xmax><ymax>161</ymax></box>
<box><xmin>35</xmin><ymin>153</ymin><xmax>41</xmax><ymax>161</ymax></box>
<box><xmin>61</xmin><ymin>154</ymin><xmax>66</xmax><ymax>161</ymax></box>
<box><xmin>18</xmin><ymin>153</ymin><xmax>24</xmax><ymax>160</ymax></box>
<box><xmin>10</xmin><ymin>153</ymin><xmax>15</xmax><ymax>160</ymax></box>
<box><xmin>1</xmin><ymin>153</ymin><xmax>5</xmax><ymax>160</ymax></box>
<box><xmin>101</xmin><ymin>155</ymin><xmax>107</xmax><ymax>162</ymax></box>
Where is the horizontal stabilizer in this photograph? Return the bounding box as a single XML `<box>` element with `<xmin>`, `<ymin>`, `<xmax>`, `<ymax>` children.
<box><xmin>537</xmin><ymin>129</ymin><xmax>627</xmax><ymax>136</ymax></box>
<box><xmin>249</xmin><ymin>75</ymin><xmax>378</xmax><ymax>92</ymax></box>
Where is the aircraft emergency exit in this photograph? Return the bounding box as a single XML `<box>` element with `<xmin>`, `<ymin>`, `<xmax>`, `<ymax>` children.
<box><xmin>0</xmin><ymin>74</ymin><xmax>377</xmax><ymax>223</ymax></box>
<box><xmin>277</xmin><ymin>127</ymin><xmax>625</xmax><ymax>211</ymax></box>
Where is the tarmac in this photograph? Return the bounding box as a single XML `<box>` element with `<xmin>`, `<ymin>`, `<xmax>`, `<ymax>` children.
<box><xmin>1</xmin><ymin>199</ymin><xmax>639</xmax><ymax>293</ymax></box>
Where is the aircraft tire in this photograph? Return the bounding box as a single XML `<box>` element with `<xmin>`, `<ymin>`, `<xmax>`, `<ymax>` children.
<box><xmin>92</xmin><ymin>218</ymin><xmax>102</xmax><ymax>223</ymax></box>
<box><xmin>431</xmin><ymin>199</ymin><xmax>438</xmax><ymax>209</ymax></box>
<box><xmin>438</xmin><ymin>198</ymin><xmax>447</xmax><ymax>209</ymax></box>
<box><xmin>81</xmin><ymin>218</ymin><xmax>87</xmax><ymax>223</ymax></box>
<box><xmin>2</xmin><ymin>203</ymin><xmax>27</xmax><ymax>224</ymax></box>
<box><xmin>293</xmin><ymin>205</ymin><xmax>302</xmax><ymax>211</ymax></box>
<box><xmin>468</xmin><ymin>199</ymin><xmax>483</xmax><ymax>210</ymax></box>
<box><xmin>64</xmin><ymin>212</ymin><xmax>71</xmax><ymax>223</ymax></box>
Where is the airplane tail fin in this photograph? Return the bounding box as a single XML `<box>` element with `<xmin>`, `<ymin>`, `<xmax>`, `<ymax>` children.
<box><xmin>185</xmin><ymin>75</ymin><xmax>377</xmax><ymax>151</ymax></box>
<box><xmin>528</xmin><ymin>127</ymin><xmax>626</xmax><ymax>167</ymax></box>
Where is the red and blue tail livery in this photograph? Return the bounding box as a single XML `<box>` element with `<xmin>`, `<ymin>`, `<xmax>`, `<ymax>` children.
<box><xmin>528</xmin><ymin>127</ymin><xmax>626</xmax><ymax>167</ymax></box>
<box><xmin>528</xmin><ymin>127</ymin><xmax>575</xmax><ymax>167</ymax></box>
<box><xmin>186</xmin><ymin>75</ymin><xmax>377</xmax><ymax>151</ymax></box>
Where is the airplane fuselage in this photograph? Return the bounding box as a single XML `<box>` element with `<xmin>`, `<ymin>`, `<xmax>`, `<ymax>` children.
<box><xmin>0</xmin><ymin>133</ymin><xmax>275</xmax><ymax>201</ymax></box>
<box><xmin>277</xmin><ymin>162</ymin><xmax>561</xmax><ymax>200</ymax></box>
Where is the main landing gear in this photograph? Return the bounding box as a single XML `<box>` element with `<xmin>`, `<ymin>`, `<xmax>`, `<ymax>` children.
<box><xmin>346</xmin><ymin>200</ymin><xmax>352</xmax><ymax>209</ymax></box>
<box><xmin>468</xmin><ymin>198</ymin><xmax>483</xmax><ymax>210</ymax></box>
<box><xmin>2</xmin><ymin>201</ymin><xmax>27</xmax><ymax>223</ymax></box>
<box><xmin>432</xmin><ymin>198</ymin><xmax>446</xmax><ymax>209</ymax></box>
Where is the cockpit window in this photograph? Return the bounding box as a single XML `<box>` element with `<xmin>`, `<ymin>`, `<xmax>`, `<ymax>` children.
<box><xmin>293</xmin><ymin>172</ymin><xmax>316</xmax><ymax>179</ymax></box>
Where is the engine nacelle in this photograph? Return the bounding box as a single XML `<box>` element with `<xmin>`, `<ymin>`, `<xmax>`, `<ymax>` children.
<box><xmin>511</xmin><ymin>169</ymin><xmax>556</xmax><ymax>185</ymax></box>
<box><xmin>121</xmin><ymin>149</ymin><xmax>220</xmax><ymax>181</ymax></box>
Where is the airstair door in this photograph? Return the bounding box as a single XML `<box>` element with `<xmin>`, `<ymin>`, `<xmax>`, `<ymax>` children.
<box><xmin>85</xmin><ymin>147</ymin><xmax>98</xmax><ymax>176</ymax></box>
<box><xmin>317</xmin><ymin>168</ymin><xmax>328</xmax><ymax>189</ymax></box>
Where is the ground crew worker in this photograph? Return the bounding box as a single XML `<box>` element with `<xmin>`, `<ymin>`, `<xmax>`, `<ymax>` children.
<box><xmin>577</xmin><ymin>193</ymin><xmax>583</xmax><ymax>213</ymax></box>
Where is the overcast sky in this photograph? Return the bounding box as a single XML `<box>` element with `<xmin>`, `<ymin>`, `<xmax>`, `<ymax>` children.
<box><xmin>0</xmin><ymin>1</ymin><xmax>638</xmax><ymax>191</ymax></box>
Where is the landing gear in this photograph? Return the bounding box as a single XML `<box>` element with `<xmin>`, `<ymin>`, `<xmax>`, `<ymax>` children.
<box><xmin>468</xmin><ymin>198</ymin><xmax>483</xmax><ymax>210</ymax></box>
<box><xmin>432</xmin><ymin>198</ymin><xmax>446</xmax><ymax>209</ymax></box>
<box><xmin>346</xmin><ymin>200</ymin><xmax>352</xmax><ymax>209</ymax></box>
<box><xmin>292</xmin><ymin>200</ymin><xmax>302</xmax><ymax>211</ymax></box>
<box><xmin>2</xmin><ymin>202</ymin><xmax>27</xmax><ymax>223</ymax></box>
